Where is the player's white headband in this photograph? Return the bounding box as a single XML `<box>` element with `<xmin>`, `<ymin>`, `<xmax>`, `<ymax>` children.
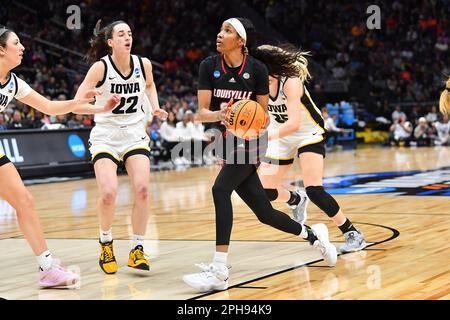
<box><xmin>0</xmin><ymin>27</ymin><xmax>9</xmax><ymax>38</ymax></box>
<box><xmin>224</xmin><ymin>18</ymin><xmax>247</xmax><ymax>45</ymax></box>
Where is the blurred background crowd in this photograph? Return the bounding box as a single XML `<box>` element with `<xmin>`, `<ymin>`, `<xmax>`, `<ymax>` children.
<box><xmin>1</xmin><ymin>0</ymin><xmax>449</xmax><ymax>167</ymax></box>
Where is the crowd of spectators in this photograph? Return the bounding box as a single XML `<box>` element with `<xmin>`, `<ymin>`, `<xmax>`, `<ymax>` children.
<box><xmin>1</xmin><ymin>0</ymin><xmax>227</xmax><ymax>135</ymax></box>
<box><xmin>387</xmin><ymin>105</ymin><xmax>449</xmax><ymax>147</ymax></box>
<box><xmin>247</xmin><ymin>0</ymin><xmax>449</xmax><ymax>115</ymax></box>
<box><xmin>1</xmin><ymin>0</ymin><xmax>448</xmax><ymax>155</ymax></box>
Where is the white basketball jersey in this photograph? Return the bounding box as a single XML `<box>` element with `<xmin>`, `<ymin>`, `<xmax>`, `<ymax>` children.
<box><xmin>0</xmin><ymin>72</ymin><xmax>32</xmax><ymax>112</ymax></box>
<box><xmin>94</xmin><ymin>54</ymin><xmax>147</xmax><ymax>126</ymax></box>
<box><xmin>268</xmin><ymin>77</ymin><xmax>325</xmax><ymax>135</ymax></box>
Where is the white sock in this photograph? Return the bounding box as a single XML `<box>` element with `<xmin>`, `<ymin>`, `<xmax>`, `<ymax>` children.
<box><xmin>131</xmin><ymin>234</ymin><xmax>145</xmax><ymax>249</ymax></box>
<box><xmin>299</xmin><ymin>225</ymin><xmax>308</xmax><ymax>239</ymax></box>
<box><xmin>36</xmin><ymin>250</ymin><xmax>53</xmax><ymax>271</ymax></box>
<box><xmin>213</xmin><ymin>251</ymin><xmax>228</xmax><ymax>268</ymax></box>
<box><xmin>100</xmin><ymin>228</ymin><xmax>113</xmax><ymax>243</ymax></box>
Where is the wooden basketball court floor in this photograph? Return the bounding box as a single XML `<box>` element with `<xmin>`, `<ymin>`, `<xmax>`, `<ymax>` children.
<box><xmin>0</xmin><ymin>146</ymin><xmax>448</xmax><ymax>300</ymax></box>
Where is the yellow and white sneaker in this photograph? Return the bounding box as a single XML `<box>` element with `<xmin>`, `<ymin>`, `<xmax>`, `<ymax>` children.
<box><xmin>127</xmin><ymin>245</ymin><xmax>150</xmax><ymax>271</ymax></box>
<box><xmin>99</xmin><ymin>240</ymin><xmax>118</xmax><ymax>274</ymax></box>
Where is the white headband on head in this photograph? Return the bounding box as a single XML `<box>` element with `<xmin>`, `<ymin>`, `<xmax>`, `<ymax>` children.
<box><xmin>0</xmin><ymin>27</ymin><xmax>9</xmax><ymax>38</ymax></box>
<box><xmin>224</xmin><ymin>18</ymin><xmax>247</xmax><ymax>45</ymax></box>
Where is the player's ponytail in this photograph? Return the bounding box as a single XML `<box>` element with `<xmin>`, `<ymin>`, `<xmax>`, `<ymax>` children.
<box><xmin>439</xmin><ymin>77</ymin><xmax>450</xmax><ymax>115</ymax></box>
<box><xmin>252</xmin><ymin>44</ymin><xmax>311</xmax><ymax>83</ymax></box>
<box><xmin>0</xmin><ymin>25</ymin><xmax>13</xmax><ymax>49</ymax></box>
<box><xmin>85</xmin><ymin>20</ymin><xmax>126</xmax><ymax>65</ymax></box>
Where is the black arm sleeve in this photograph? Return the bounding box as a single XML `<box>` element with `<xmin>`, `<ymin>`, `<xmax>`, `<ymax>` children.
<box><xmin>198</xmin><ymin>58</ymin><xmax>213</xmax><ymax>90</ymax></box>
<box><xmin>254</xmin><ymin>62</ymin><xmax>269</xmax><ymax>96</ymax></box>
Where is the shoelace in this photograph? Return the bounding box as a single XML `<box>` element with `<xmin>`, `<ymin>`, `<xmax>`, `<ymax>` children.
<box><xmin>314</xmin><ymin>241</ymin><xmax>328</xmax><ymax>254</ymax></box>
<box><xmin>346</xmin><ymin>232</ymin><xmax>356</xmax><ymax>244</ymax></box>
<box><xmin>43</xmin><ymin>265</ymin><xmax>73</xmax><ymax>281</ymax></box>
<box><xmin>103</xmin><ymin>244</ymin><xmax>115</xmax><ymax>263</ymax></box>
<box><xmin>195</xmin><ymin>262</ymin><xmax>214</xmax><ymax>273</ymax></box>
<box><xmin>194</xmin><ymin>263</ymin><xmax>230</xmax><ymax>281</ymax></box>
<box><xmin>133</xmin><ymin>248</ymin><xmax>150</xmax><ymax>261</ymax></box>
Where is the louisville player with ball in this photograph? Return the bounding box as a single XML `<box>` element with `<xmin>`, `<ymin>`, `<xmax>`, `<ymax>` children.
<box><xmin>183</xmin><ymin>18</ymin><xmax>337</xmax><ymax>293</ymax></box>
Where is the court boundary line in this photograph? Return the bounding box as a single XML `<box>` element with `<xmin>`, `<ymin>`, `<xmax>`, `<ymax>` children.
<box><xmin>188</xmin><ymin>222</ymin><xmax>399</xmax><ymax>300</ymax></box>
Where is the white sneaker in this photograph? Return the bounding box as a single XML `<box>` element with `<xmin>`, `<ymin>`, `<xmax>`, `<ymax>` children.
<box><xmin>340</xmin><ymin>231</ymin><xmax>366</xmax><ymax>253</ymax></box>
<box><xmin>287</xmin><ymin>189</ymin><xmax>309</xmax><ymax>224</ymax></box>
<box><xmin>311</xmin><ymin>224</ymin><xmax>337</xmax><ymax>267</ymax></box>
<box><xmin>182</xmin><ymin>263</ymin><xmax>229</xmax><ymax>292</ymax></box>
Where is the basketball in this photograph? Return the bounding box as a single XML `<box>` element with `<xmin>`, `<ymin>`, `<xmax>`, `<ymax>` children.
<box><xmin>227</xmin><ymin>99</ymin><xmax>266</xmax><ymax>140</ymax></box>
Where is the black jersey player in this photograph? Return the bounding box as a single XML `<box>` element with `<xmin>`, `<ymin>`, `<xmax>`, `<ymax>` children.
<box><xmin>182</xmin><ymin>18</ymin><xmax>337</xmax><ymax>293</ymax></box>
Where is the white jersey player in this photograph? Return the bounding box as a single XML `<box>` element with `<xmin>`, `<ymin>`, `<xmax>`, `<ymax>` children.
<box><xmin>253</xmin><ymin>44</ymin><xmax>366</xmax><ymax>253</ymax></box>
<box><xmin>0</xmin><ymin>25</ymin><xmax>119</xmax><ymax>288</ymax></box>
<box><xmin>264</xmin><ymin>76</ymin><xmax>326</xmax><ymax>164</ymax></box>
<box><xmin>90</xmin><ymin>53</ymin><xmax>150</xmax><ymax>163</ymax></box>
<box><xmin>75</xmin><ymin>20</ymin><xmax>167</xmax><ymax>275</ymax></box>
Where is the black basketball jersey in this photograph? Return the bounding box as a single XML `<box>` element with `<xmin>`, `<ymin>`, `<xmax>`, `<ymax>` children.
<box><xmin>198</xmin><ymin>54</ymin><xmax>269</xmax><ymax>164</ymax></box>
<box><xmin>198</xmin><ymin>54</ymin><xmax>269</xmax><ymax>130</ymax></box>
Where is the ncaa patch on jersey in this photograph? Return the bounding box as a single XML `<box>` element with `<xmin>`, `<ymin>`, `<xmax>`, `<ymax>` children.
<box><xmin>243</xmin><ymin>72</ymin><xmax>250</xmax><ymax>79</ymax></box>
<box><xmin>8</xmin><ymin>81</ymin><xmax>14</xmax><ymax>93</ymax></box>
<box><xmin>213</xmin><ymin>70</ymin><xmax>221</xmax><ymax>78</ymax></box>
<box><xmin>290</xmin><ymin>167</ymin><xmax>450</xmax><ymax>196</ymax></box>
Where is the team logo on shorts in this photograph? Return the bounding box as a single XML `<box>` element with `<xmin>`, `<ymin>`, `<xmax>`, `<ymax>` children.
<box><xmin>290</xmin><ymin>167</ymin><xmax>450</xmax><ymax>196</ymax></box>
<box><xmin>213</xmin><ymin>70</ymin><xmax>221</xmax><ymax>78</ymax></box>
<box><xmin>243</xmin><ymin>72</ymin><xmax>250</xmax><ymax>79</ymax></box>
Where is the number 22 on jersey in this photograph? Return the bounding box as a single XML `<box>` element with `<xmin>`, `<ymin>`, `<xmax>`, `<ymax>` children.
<box><xmin>112</xmin><ymin>96</ymin><xmax>139</xmax><ymax>114</ymax></box>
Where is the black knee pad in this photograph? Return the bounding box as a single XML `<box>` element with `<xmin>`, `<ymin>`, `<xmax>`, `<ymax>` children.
<box><xmin>306</xmin><ymin>186</ymin><xmax>340</xmax><ymax>217</ymax></box>
<box><xmin>264</xmin><ymin>188</ymin><xmax>278</xmax><ymax>201</ymax></box>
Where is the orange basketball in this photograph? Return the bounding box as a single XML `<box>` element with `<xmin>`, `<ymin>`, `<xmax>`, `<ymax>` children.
<box><xmin>227</xmin><ymin>99</ymin><xmax>266</xmax><ymax>140</ymax></box>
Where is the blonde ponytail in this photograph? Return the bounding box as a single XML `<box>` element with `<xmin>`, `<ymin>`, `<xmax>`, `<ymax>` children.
<box><xmin>439</xmin><ymin>77</ymin><xmax>450</xmax><ymax>115</ymax></box>
<box><xmin>293</xmin><ymin>51</ymin><xmax>311</xmax><ymax>83</ymax></box>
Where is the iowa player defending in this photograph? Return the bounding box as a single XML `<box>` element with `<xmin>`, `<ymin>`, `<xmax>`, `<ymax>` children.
<box><xmin>75</xmin><ymin>21</ymin><xmax>167</xmax><ymax>274</ymax></box>
<box><xmin>253</xmin><ymin>45</ymin><xmax>366</xmax><ymax>253</ymax></box>
<box><xmin>183</xmin><ymin>18</ymin><xmax>337</xmax><ymax>293</ymax></box>
<box><xmin>440</xmin><ymin>77</ymin><xmax>450</xmax><ymax>115</ymax></box>
<box><xmin>0</xmin><ymin>25</ymin><xmax>119</xmax><ymax>287</ymax></box>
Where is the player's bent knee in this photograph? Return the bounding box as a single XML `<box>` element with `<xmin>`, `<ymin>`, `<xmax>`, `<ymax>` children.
<box><xmin>256</xmin><ymin>213</ymin><xmax>272</xmax><ymax>225</ymax></box>
<box><xmin>17</xmin><ymin>190</ymin><xmax>35</xmax><ymax>211</ymax></box>
<box><xmin>212</xmin><ymin>183</ymin><xmax>232</xmax><ymax>197</ymax></box>
<box><xmin>305</xmin><ymin>186</ymin><xmax>340</xmax><ymax>217</ymax></box>
<box><xmin>264</xmin><ymin>188</ymin><xmax>278</xmax><ymax>201</ymax></box>
<box><xmin>100</xmin><ymin>188</ymin><xmax>117</xmax><ymax>206</ymax></box>
<box><xmin>134</xmin><ymin>184</ymin><xmax>149</xmax><ymax>199</ymax></box>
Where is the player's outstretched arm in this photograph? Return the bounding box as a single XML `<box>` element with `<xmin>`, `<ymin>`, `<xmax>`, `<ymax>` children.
<box><xmin>18</xmin><ymin>88</ymin><xmax>119</xmax><ymax>116</ymax></box>
<box><xmin>71</xmin><ymin>61</ymin><xmax>120</xmax><ymax>114</ymax></box>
